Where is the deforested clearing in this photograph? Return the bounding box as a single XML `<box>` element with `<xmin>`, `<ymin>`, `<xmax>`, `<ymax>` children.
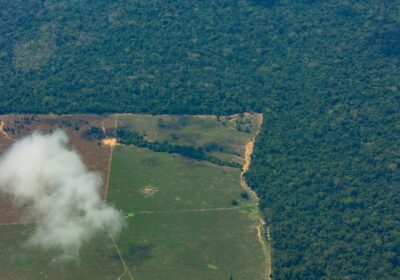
<box><xmin>0</xmin><ymin>113</ymin><xmax>268</xmax><ymax>279</ymax></box>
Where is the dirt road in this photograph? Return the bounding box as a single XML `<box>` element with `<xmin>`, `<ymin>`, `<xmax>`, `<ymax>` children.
<box><xmin>240</xmin><ymin>114</ymin><xmax>272</xmax><ymax>280</ymax></box>
<box><xmin>0</xmin><ymin>120</ymin><xmax>15</xmax><ymax>141</ymax></box>
<box><xmin>103</xmin><ymin>116</ymin><xmax>118</xmax><ymax>200</ymax></box>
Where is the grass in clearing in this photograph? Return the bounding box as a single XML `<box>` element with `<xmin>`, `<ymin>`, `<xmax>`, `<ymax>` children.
<box><xmin>117</xmin><ymin>113</ymin><xmax>261</xmax><ymax>164</ymax></box>
<box><xmin>0</xmin><ymin>224</ymin><xmax>124</xmax><ymax>280</ymax></box>
<box><xmin>107</xmin><ymin>145</ymin><xmax>265</xmax><ymax>280</ymax></box>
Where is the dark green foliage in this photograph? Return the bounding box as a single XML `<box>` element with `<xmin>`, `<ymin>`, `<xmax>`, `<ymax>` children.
<box><xmin>0</xmin><ymin>0</ymin><xmax>398</xmax><ymax>116</ymax></box>
<box><xmin>247</xmin><ymin>106</ymin><xmax>400</xmax><ymax>279</ymax></box>
<box><xmin>0</xmin><ymin>0</ymin><xmax>399</xmax><ymax>279</ymax></box>
<box><xmin>231</xmin><ymin>199</ymin><xmax>239</xmax><ymax>206</ymax></box>
<box><xmin>241</xmin><ymin>192</ymin><xmax>249</xmax><ymax>200</ymax></box>
<box><xmin>116</xmin><ymin>127</ymin><xmax>205</xmax><ymax>158</ymax></box>
<box><xmin>82</xmin><ymin>127</ymin><xmax>104</xmax><ymax>140</ymax></box>
<box><xmin>250</xmin><ymin>0</ymin><xmax>279</xmax><ymax>8</ymax></box>
<box><xmin>375</xmin><ymin>29</ymin><xmax>400</xmax><ymax>56</ymax></box>
<box><xmin>203</xmin><ymin>142</ymin><xmax>224</xmax><ymax>153</ymax></box>
<box><xmin>117</xmin><ymin>127</ymin><xmax>240</xmax><ymax>168</ymax></box>
<box><xmin>170</xmin><ymin>133</ymin><xmax>178</xmax><ymax>141</ymax></box>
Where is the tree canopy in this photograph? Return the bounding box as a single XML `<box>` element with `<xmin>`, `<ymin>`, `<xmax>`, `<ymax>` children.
<box><xmin>0</xmin><ymin>0</ymin><xmax>399</xmax><ymax>279</ymax></box>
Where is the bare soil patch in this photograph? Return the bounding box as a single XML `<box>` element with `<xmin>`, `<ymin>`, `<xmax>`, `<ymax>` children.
<box><xmin>102</xmin><ymin>138</ymin><xmax>117</xmax><ymax>147</ymax></box>
<box><xmin>141</xmin><ymin>185</ymin><xmax>159</xmax><ymax>198</ymax></box>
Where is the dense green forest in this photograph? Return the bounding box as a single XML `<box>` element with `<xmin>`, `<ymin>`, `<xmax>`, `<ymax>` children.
<box><xmin>0</xmin><ymin>0</ymin><xmax>399</xmax><ymax>279</ymax></box>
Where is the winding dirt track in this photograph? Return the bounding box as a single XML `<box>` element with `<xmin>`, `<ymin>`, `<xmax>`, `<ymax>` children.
<box><xmin>0</xmin><ymin>120</ymin><xmax>15</xmax><ymax>141</ymax></box>
<box><xmin>240</xmin><ymin>114</ymin><xmax>272</xmax><ymax>280</ymax></box>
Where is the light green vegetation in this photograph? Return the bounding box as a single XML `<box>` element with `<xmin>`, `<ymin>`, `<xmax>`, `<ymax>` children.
<box><xmin>109</xmin><ymin>146</ymin><xmax>243</xmax><ymax>212</ymax></box>
<box><xmin>0</xmin><ymin>224</ymin><xmax>124</xmax><ymax>280</ymax></box>
<box><xmin>117</xmin><ymin>113</ymin><xmax>261</xmax><ymax>164</ymax></box>
<box><xmin>107</xmin><ymin>146</ymin><xmax>265</xmax><ymax>279</ymax></box>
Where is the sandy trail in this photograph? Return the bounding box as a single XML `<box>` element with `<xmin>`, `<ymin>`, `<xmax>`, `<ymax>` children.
<box><xmin>101</xmin><ymin>119</ymin><xmax>107</xmax><ymax>135</ymax></box>
<box><xmin>0</xmin><ymin>120</ymin><xmax>15</xmax><ymax>141</ymax></box>
<box><xmin>103</xmin><ymin>116</ymin><xmax>118</xmax><ymax>200</ymax></box>
<box><xmin>240</xmin><ymin>114</ymin><xmax>272</xmax><ymax>280</ymax></box>
<box><xmin>102</xmin><ymin>116</ymin><xmax>134</xmax><ymax>280</ymax></box>
<box><xmin>101</xmin><ymin>117</ymin><xmax>117</xmax><ymax>147</ymax></box>
<box><xmin>105</xmin><ymin>228</ymin><xmax>134</xmax><ymax>280</ymax></box>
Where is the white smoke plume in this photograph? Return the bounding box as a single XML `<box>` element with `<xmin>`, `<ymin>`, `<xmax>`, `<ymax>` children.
<box><xmin>0</xmin><ymin>130</ymin><xmax>124</xmax><ymax>260</ymax></box>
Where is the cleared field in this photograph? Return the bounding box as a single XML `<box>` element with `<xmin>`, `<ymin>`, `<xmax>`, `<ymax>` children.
<box><xmin>107</xmin><ymin>145</ymin><xmax>265</xmax><ymax>280</ymax></box>
<box><xmin>0</xmin><ymin>224</ymin><xmax>124</xmax><ymax>280</ymax></box>
<box><xmin>0</xmin><ymin>114</ymin><xmax>115</xmax><ymax>223</ymax></box>
<box><xmin>109</xmin><ymin>146</ymin><xmax>243</xmax><ymax>212</ymax></box>
<box><xmin>0</xmin><ymin>114</ymin><xmax>123</xmax><ymax>279</ymax></box>
<box><xmin>0</xmin><ymin>113</ymin><xmax>266</xmax><ymax>279</ymax></box>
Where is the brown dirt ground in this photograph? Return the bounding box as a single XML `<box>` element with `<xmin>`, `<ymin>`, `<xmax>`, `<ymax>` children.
<box><xmin>0</xmin><ymin>114</ymin><xmax>116</xmax><ymax>224</ymax></box>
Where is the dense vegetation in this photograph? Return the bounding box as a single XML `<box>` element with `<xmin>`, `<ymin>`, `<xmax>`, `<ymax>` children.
<box><xmin>82</xmin><ymin>126</ymin><xmax>104</xmax><ymax>140</ymax></box>
<box><xmin>0</xmin><ymin>0</ymin><xmax>399</xmax><ymax>279</ymax></box>
<box><xmin>117</xmin><ymin>127</ymin><xmax>240</xmax><ymax>168</ymax></box>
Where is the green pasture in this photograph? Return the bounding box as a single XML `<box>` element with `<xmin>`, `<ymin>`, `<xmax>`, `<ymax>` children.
<box><xmin>108</xmin><ymin>146</ymin><xmax>243</xmax><ymax>213</ymax></box>
<box><xmin>107</xmin><ymin>146</ymin><xmax>265</xmax><ymax>280</ymax></box>
<box><xmin>0</xmin><ymin>224</ymin><xmax>123</xmax><ymax>280</ymax></box>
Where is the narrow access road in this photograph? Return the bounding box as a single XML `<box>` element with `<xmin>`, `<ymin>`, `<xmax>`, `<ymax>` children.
<box><xmin>0</xmin><ymin>120</ymin><xmax>15</xmax><ymax>141</ymax></box>
<box><xmin>239</xmin><ymin>114</ymin><xmax>272</xmax><ymax>280</ymax></box>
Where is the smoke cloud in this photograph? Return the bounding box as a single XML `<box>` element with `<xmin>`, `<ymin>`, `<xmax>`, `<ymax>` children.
<box><xmin>0</xmin><ymin>130</ymin><xmax>124</xmax><ymax>260</ymax></box>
